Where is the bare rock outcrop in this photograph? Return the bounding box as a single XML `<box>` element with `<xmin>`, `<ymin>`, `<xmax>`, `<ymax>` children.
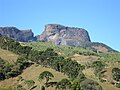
<box><xmin>38</xmin><ymin>24</ymin><xmax>91</xmax><ymax>46</ymax></box>
<box><xmin>0</xmin><ymin>27</ymin><xmax>35</xmax><ymax>42</ymax></box>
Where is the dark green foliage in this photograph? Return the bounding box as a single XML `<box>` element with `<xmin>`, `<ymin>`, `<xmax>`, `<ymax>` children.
<box><xmin>39</xmin><ymin>71</ymin><xmax>54</xmax><ymax>84</ymax></box>
<box><xmin>0</xmin><ymin>58</ymin><xmax>6</xmax><ymax>80</ymax></box>
<box><xmin>28</xmin><ymin>50</ymin><xmax>43</xmax><ymax>62</ymax></box>
<box><xmin>16</xmin><ymin>56</ymin><xmax>31</xmax><ymax>70</ymax></box>
<box><xmin>0</xmin><ymin>58</ymin><xmax>11</xmax><ymax>80</ymax></box>
<box><xmin>112</xmin><ymin>68</ymin><xmax>120</xmax><ymax>74</ymax></box>
<box><xmin>92</xmin><ymin>61</ymin><xmax>105</xmax><ymax>77</ymax></box>
<box><xmin>61</xmin><ymin>58</ymin><xmax>85</xmax><ymax>79</ymax></box>
<box><xmin>0</xmin><ymin>37</ymin><xmax>32</xmax><ymax>55</ymax></box>
<box><xmin>0</xmin><ymin>57</ymin><xmax>31</xmax><ymax>80</ymax></box>
<box><xmin>56</xmin><ymin>78</ymin><xmax>71</xmax><ymax>90</ymax></box>
<box><xmin>112</xmin><ymin>68</ymin><xmax>120</xmax><ymax>82</ymax></box>
<box><xmin>81</xmin><ymin>79</ymin><xmax>102</xmax><ymax>90</ymax></box>
<box><xmin>70</xmin><ymin>80</ymin><xmax>82</xmax><ymax>90</ymax></box>
<box><xmin>29</xmin><ymin>48</ymin><xmax>85</xmax><ymax>79</ymax></box>
<box><xmin>41</xmin><ymin>86</ymin><xmax>45</xmax><ymax>90</ymax></box>
<box><xmin>45</xmin><ymin>82</ymin><xmax>57</xmax><ymax>87</ymax></box>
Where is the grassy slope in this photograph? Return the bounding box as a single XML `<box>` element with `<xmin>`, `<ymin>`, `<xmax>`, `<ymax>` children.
<box><xmin>83</xmin><ymin>69</ymin><xmax>120</xmax><ymax>90</ymax></box>
<box><xmin>0</xmin><ymin>46</ymin><xmax>68</xmax><ymax>90</ymax></box>
<box><xmin>0</xmin><ymin>48</ymin><xmax>19</xmax><ymax>63</ymax></box>
<box><xmin>22</xmin><ymin>41</ymin><xmax>96</xmax><ymax>57</ymax></box>
<box><xmin>0</xmin><ymin>64</ymin><xmax>68</xmax><ymax>90</ymax></box>
<box><xmin>83</xmin><ymin>64</ymin><xmax>120</xmax><ymax>90</ymax></box>
<box><xmin>23</xmin><ymin>41</ymin><xmax>120</xmax><ymax>90</ymax></box>
<box><xmin>0</xmin><ymin>41</ymin><xmax>120</xmax><ymax>90</ymax></box>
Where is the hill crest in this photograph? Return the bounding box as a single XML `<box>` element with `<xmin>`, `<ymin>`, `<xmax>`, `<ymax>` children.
<box><xmin>0</xmin><ymin>24</ymin><xmax>117</xmax><ymax>52</ymax></box>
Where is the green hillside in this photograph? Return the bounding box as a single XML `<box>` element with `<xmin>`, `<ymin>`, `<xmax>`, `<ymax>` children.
<box><xmin>0</xmin><ymin>64</ymin><xmax>68</xmax><ymax>90</ymax></box>
<box><xmin>0</xmin><ymin>37</ymin><xmax>120</xmax><ymax>90</ymax></box>
<box><xmin>22</xmin><ymin>41</ymin><xmax>98</xmax><ymax>57</ymax></box>
<box><xmin>0</xmin><ymin>48</ymin><xmax>19</xmax><ymax>63</ymax></box>
<box><xmin>23</xmin><ymin>41</ymin><xmax>120</xmax><ymax>90</ymax></box>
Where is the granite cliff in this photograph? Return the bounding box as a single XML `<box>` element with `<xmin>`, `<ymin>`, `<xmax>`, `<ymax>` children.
<box><xmin>37</xmin><ymin>24</ymin><xmax>117</xmax><ymax>52</ymax></box>
<box><xmin>0</xmin><ymin>25</ymin><xmax>117</xmax><ymax>52</ymax></box>
<box><xmin>0</xmin><ymin>27</ymin><xmax>35</xmax><ymax>42</ymax></box>
<box><xmin>38</xmin><ymin>24</ymin><xmax>91</xmax><ymax>46</ymax></box>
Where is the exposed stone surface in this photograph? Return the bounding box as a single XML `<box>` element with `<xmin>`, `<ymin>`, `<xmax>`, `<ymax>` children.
<box><xmin>0</xmin><ymin>27</ymin><xmax>35</xmax><ymax>42</ymax></box>
<box><xmin>0</xmin><ymin>25</ymin><xmax>117</xmax><ymax>52</ymax></box>
<box><xmin>39</xmin><ymin>24</ymin><xmax>91</xmax><ymax>46</ymax></box>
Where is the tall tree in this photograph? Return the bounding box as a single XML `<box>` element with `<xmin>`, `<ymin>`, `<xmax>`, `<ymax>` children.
<box><xmin>39</xmin><ymin>71</ymin><xmax>54</xmax><ymax>84</ymax></box>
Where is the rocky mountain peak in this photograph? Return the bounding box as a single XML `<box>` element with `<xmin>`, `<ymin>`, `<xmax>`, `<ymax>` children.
<box><xmin>39</xmin><ymin>24</ymin><xmax>91</xmax><ymax>46</ymax></box>
<box><xmin>0</xmin><ymin>27</ymin><xmax>35</xmax><ymax>42</ymax></box>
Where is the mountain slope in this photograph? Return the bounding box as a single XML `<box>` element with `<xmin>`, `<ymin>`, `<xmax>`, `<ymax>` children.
<box><xmin>81</xmin><ymin>42</ymin><xmax>118</xmax><ymax>52</ymax></box>
<box><xmin>0</xmin><ymin>48</ymin><xmax>19</xmax><ymax>63</ymax></box>
<box><xmin>23</xmin><ymin>41</ymin><xmax>120</xmax><ymax>90</ymax></box>
<box><xmin>0</xmin><ymin>64</ymin><xmax>68</xmax><ymax>90</ymax></box>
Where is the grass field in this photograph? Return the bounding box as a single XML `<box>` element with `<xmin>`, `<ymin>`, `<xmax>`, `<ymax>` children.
<box><xmin>0</xmin><ymin>48</ymin><xmax>19</xmax><ymax>63</ymax></box>
<box><xmin>83</xmin><ymin>62</ymin><xmax>120</xmax><ymax>90</ymax></box>
<box><xmin>0</xmin><ymin>64</ymin><xmax>68</xmax><ymax>90</ymax></box>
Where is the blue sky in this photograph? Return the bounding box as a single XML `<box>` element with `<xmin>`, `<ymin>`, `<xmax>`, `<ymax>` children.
<box><xmin>0</xmin><ymin>0</ymin><xmax>120</xmax><ymax>51</ymax></box>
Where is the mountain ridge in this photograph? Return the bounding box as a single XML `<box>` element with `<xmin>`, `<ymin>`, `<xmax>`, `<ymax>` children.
<box><xmin>0</xmin><ymin>24</ymin><xmax>118</xmax><ymax>52</ymax></box>
<box><xmin>0</xmin><ymin>27</ymin><xmax>36</xmax><ymax>42</ymax></box>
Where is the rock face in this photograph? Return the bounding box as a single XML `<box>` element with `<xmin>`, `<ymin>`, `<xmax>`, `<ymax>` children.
<box><xmin>39</xmin><ymin>24</ymin><xmax>91</xmax><ymax>46</ymax></box>
<box><xmin>0</xmin><ymin>27</ymin><xmax>35</xmax><ymax>42</ymax></box>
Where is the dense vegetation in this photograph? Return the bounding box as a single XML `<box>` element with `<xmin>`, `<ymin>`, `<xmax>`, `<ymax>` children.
<box><xmin>1</xmin><ymin>37</ymin><xmax>120</xmax><ymax>90</ymax></box>
<box><xmin>0</xmin><ymin>57</ymin><xmax>31</xmax><ymax>80</ymax></box>
<box><xmin>0</xmin><ymin>37</ymin><xmax>32</xmax><ymax>55</ymax></box>
<box><xmin>0</xmin><ymin>37</ymin><xmax>85</xmax><ymax>80</ymax></box>
<box><xmin>0</xmin><ymin>37</ymin><xmax>92</xmax><ymax>89</ymax></box>
<box><xmin>112</xmin><ymin>68</ymin><xmax>120</xmax><ymax>88</ymax></box>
